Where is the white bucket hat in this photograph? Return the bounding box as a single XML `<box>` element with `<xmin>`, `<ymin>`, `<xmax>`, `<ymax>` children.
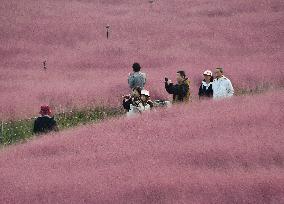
<box><xmin>141</xmin><ymin>89</ymin><xmax>150</xmax><ymax>96</ymax></box>
<box><xmin>203</xmin><ymin>70</ymin><xmax>213</xmax><ymax>76</ymax></box>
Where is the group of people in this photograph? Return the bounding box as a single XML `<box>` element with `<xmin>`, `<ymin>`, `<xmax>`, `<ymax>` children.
<box><xmin>198</xmin><ymin>67</ymin><xmax>234</xmax><ymax>99</ymax></box>
<box><xmin>122</xmin><ymin>62</ymin><xmax>234</xmax><ymax>116</ymax></box>
<box><xmin>33</xmin><ymin>62</ymin><xmax>234</xmax><ymax>133</ymax></box>
<box><xmin>123</xmin><ymin>63</ymin><xmax>154</xmax><ymax>117</ymax></box>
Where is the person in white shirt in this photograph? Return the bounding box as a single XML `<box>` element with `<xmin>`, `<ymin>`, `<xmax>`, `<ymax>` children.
<box><xmin>212</xmin><ymin>67</ymin><xmax>234</xmax><ymax>99</ymax></box>
<box><xmin>140</xmin><ymin>89</ymin><xmax>154</xmax><ymax>110</ymax></box>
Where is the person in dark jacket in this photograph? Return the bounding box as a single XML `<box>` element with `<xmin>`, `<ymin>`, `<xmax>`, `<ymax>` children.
<box><xmin>198</xmin><ymin>70</ymin><xmax>213</xmax><ymax>99</ymax></box>
<box><xmin>33</xmin><ymin>105</ymin><xmax>59</xmax><ymax>134</ymax></box>
<box><xmin>165</xmin><ymin>70</ymin><xmax>190</xmax><ymax>103</ymax></box>
<box><xmin>122</xmin><ymin>86</ymin><xmax>142</xmax><ymax>111</ymax></box>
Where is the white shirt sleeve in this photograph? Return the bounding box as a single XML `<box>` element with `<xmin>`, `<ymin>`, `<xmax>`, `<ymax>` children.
<box><xmin>226</xmin><ymin>79</ymin><xmax>234</xmax><ymax>97</ymax></box>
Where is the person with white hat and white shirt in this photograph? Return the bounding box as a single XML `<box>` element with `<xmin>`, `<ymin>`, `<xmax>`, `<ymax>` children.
<box><xmin>212</xmin><ymin>67</ymin><xmax>234</xmax><ymax>99</ymax></box>
<box><xmin>140</xmin><ymin>89</ymin><xmax>153</xmax><ymax>111</ymax></box>
<box><xmin>198</xmin><ymin>70</ymin><xmax>214</xmax><ymax>99</ymax></box>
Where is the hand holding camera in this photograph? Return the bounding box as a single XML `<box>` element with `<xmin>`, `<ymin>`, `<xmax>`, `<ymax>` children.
<box><xmin>122</xmin><ymin>94</ymin><xmax>131</xmax><ymax>99</ymax></box>
<box><xmin>165</xmin><ymin>77</ymin><xmax>172</xmax><ymax>84</ymax></box>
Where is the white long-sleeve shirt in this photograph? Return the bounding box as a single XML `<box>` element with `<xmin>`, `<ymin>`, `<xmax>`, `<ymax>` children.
<box><xmin>212</xmin><ymin>76</ymin><xmax>234</xmax><ymax>99</ymax></box>
<box><xmin>126</xmin><ymin>103</ymin><xmax>151</xmax><ymax>117</ymax></box>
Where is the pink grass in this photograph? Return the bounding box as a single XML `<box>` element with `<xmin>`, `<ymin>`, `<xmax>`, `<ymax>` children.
<box><xmin>0</xmin><ymin>90</ymin><xmax>283</xmax><ymax>203</ymax></box>
<box><xmin>0</xmin><ymin>0</ymin><xmax>283</xmax><ymax>119</ymax></box>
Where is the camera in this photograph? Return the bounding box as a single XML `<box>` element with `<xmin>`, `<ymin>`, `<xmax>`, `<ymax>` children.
<box><xmin>123</xmin><ymin>94</ymin><xmax>131</xmax><ymax>99</ymax></box>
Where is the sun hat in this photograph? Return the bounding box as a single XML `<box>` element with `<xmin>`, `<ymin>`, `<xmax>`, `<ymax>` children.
<box><xmin>141</xmin><ymin>89</ymin><xmax>150</xmax><ymax>96</ymax></box>
<box><xmin>203</xmin><ymin>70</ymin><xmax>213</xmax><ymax>76</ymax></box>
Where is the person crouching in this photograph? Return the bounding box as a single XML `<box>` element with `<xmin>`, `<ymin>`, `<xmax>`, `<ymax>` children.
<box><xmin>122</xmin><ymin>87</ymin><xmax>144</xmax><ymax>117</ymax></box>
<box><xmin>141</xmin><ymin>89</ymin><xmax>154</xmax><ymax>111</ymax></box>
<box><xmin>33</xmin><ymin>105</ymin><xmax>59</xmax><ymax>134</ymax></box>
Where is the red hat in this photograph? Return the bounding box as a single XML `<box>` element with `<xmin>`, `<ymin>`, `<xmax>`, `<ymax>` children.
<box><xmin>40</xmin><ymin>105</ymin><xmax>52</xmax><ymax>116</ymax></box>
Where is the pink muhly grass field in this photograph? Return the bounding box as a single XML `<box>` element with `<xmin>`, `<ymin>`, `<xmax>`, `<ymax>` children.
<box><xmin>0</xmin><ymin>0</ymin><xmax>283</xmax><ymax>119</ymax></box>
<box><xmin>0</xmin><ymin>90</ymin><xmax>283</xmax><ymax>203</ymax></box>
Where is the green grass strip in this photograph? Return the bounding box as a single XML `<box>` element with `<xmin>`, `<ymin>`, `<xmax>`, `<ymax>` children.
<box><xmin>0</xmin><ymin>107</ymin><xmax>124</xmax><ymax>146</ymax></box>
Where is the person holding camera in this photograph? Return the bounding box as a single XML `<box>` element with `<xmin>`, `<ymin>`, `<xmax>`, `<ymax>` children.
<box><xmin>128</xmin><ymin>63</ymin><xmax>146</xmax><ymax>89</ymax></box>
<box><xmin>122</xmin><ymin>87</ymin><xmax>145</xmax><ymax>117</ymax></box>
<box><xmin>165</xmin><ymin>70</ymin><xmax>190</xmax><ymax>103</ymax></box>
<box><xmin>198</xmin><ymin>70</ymin><xmax>214</xmax><ymax>99</ymax></box>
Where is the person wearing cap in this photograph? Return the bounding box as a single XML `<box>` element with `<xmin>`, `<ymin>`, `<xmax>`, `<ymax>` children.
<box><xmin>33</xmin><ymin>105</ymin><xmax>59</xmax><ymax>134</ymax></box>
<box><xmin>140</xmin><ymin>89</ymin><xmax>154</xmax><ymax>110</ymax></box>
<box><xmin>212</xmin><ymin>67</ymin><xmax>234</xmax><ymax>99</ymax></box>
<box><xmin>128</xmin><ymin>62</ymin><xmax>146</xmax><ymax>89</ymax></box>
<box><xmin>198</xmin><ymin>70</ymin><xmax>213</xmax><ymax>99</ymax></box>
<box><xmin>165</xmin><ymin>70</ymin><xmax>190</xmax><ymax>103</ymax></box>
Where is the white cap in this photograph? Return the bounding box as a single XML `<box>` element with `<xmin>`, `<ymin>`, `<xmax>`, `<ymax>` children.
<box><xmin>141</xmin><ymin>89</ymin><xmax>150</xmax><ymax>96</ymax></box>
<box><xmin>203</xmin><ymin>70</ymin><xmax>212</xmax><ymax>76</ymax></box>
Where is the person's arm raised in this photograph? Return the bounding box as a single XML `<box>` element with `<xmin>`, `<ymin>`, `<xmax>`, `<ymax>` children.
<box><xmin>165</xmin><ymin>80</ymin><xmax>174</xmax><ymax>94</ymax></box>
